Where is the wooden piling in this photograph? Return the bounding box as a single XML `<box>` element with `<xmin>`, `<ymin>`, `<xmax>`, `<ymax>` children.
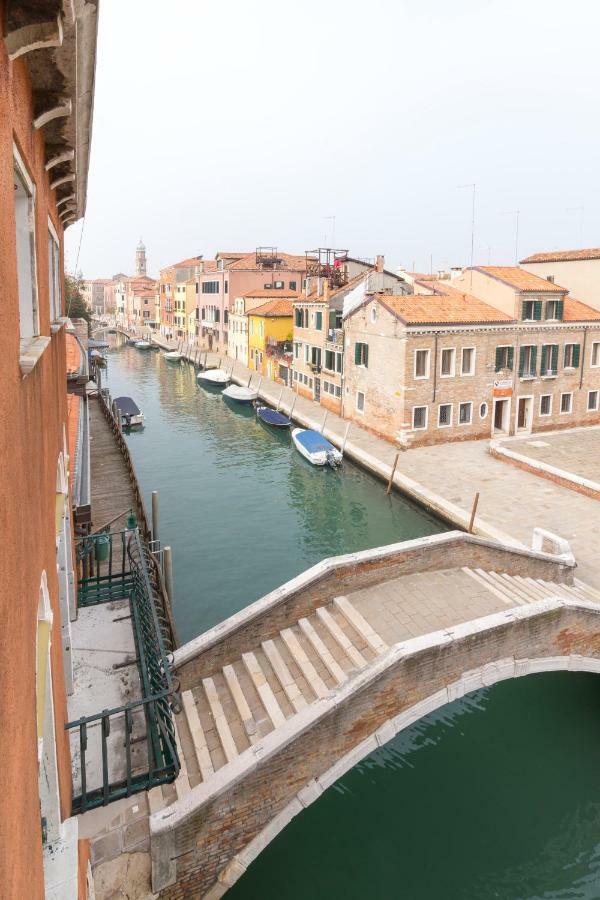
<box><xmin>341</xmin><ymin>422</ymin><xmax>351</xmax><ymax>454</ymax></box>
<box><xmin>151</xmin><ymin>491</ymin><xmax>159</xmax><ymax>542</ymax></box>
<box><xmin>386</xmin><ymin>453</ymin><xmax>400</xmax><ymax>495</ymax></box>
<box><xmin>164</xmin><ymin>546</ymin><xmax>174</xmax><ymax>606</ymax></box>
<box><xmin>320</xmin><ymin>412</ymin><xmax>328</xmax><ymax>434</ymax></box>
<box><xmin>276</xmin><ymin>387</ymin><xmax>284</xmax><ymax>411</ymax></box>
<box><xmin>468</xmin><ymin>491</ymin><xmax>480</xmax><ymax>533</ymax></box>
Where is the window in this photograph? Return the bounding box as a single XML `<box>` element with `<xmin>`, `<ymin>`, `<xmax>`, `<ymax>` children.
<box><xmin>440</xmin><ymin>348</ymin><xmax>456</xmax><ymax>377</ymax></box>
<box><xmin>355</xmin><ymin>342</ymin><xmax>369</xmax><ymax>367</ymax></box>
<box><xmin>324</xmin><ymin>349</ymin><xmax>335</xmax><ymax>371</ymax></box>
<box><xmin>315</xmin><ymin>311</ymin><xmax>323</xmax><ymax>330</ymax></box>
<box><xmin>414</xmin><ymin>349</ymin><xmax>430</xmax><ymax>379</ymax></box>
<box><xmin>304</xmin><ymin>344</ymin><xmax>310</xmax><ymax>363</ymax></box>
<box><xmin>335</xmin><ymin>386</ymin><xmax>341</xmax><ymax>398</ymax></box>
<box><xmin>202</xmin><ymin>281</ymin><xmax>220</xmax><ymax>294</ymax></box>
<box><xmin>522</xmin><ymin>299</ymin><xmax>542</xmax><ymax>320</ymax></box>
<box><xmin>438</xmin><ymin>404</ymin><xmax>452</xmax><ymax>427</ymax></box>
<box><xmin>356</xmin><ymin>391</ymin><xmax>365</xmax><ymax>413</ymax></box>
<box><xmin>540</xmin><ymin>344</ymin><xmax>559</xmax><ymax>376</ymax></box>
<box><xmin>588</xmin><ymin>390</ymin><xmax>599</xmax><ymax>411</ymax></box>
<box><xmin>560</xmin><ymin>392</ymin><xmax>572</xmax><ymax>414</ymax></box>
<box><xmin>289</xmin><ymin>281</ymin><xmax>297</xmax><ymax>291</ymax></box>
<box><xmin>461</xmin><ymin>347</ymin><xmax>475</xmax><ymax>376</ymax></box>
<box><xmin>370</xmin><ymin>306</ymin><xmax>378</xmax><ymax>323</ymax></box>
<box><xmin>263</xmin><ymin>283</ymin><xmax>273</xmax><ymax>290</ymax></box>
<box><xmin>336</xmin><ymin>352</ymin><xmax>343</xmax><ymax>374</ymax></box>
<box><xmin>47</xmin><ymin>222</ymin><xmax>60</xmax><ymax>322</ymax></box>
<box><xmin>519</xmin><ymin>345</ymin><xmax>537</xmax><ymax>378</ymax></box>
<box><xmin>459</xmin><ymin>402</ymin><xmax>472</xmax><ymax>424</ymax></box>
<box><xmin>294</xmin><ymin>342</ymin><xmax>300</xmax><ymax>359</ymax></box>
<box><xmin>310</xmin><ymin>347</ymin><xmax>321</xmax><ymax>367</ymax></box>
<box><xmin>224</xmin><ymin>280</ymin><xmax>228</xmax><ymax>294</ymax></box>
<box><xmin>564</xmin><ymin>343</ymin><xmax>581</xmax><ymax>368</ymax></box>
<box><xmin>295</xmin><ymin>308</ymin><xmax>302</xmax><ymax>328</ymax></box>
<box><xmin>495</xmin><ymin>346</ymin><xmax>514</xmax><ymax>372</ymax></box>
<box><xmin>215</xmin><ymin>308</ymin><xmax>220</xmax><ymax>323</ymax></box>
<box><xmin>224</xmin><ymin>310</ymin><xmax>229</xmax><ymax>325</ymax></box>
<box><xmin>545</xmin><ymin>299</ymin><xmax>563</xmax><ymax>320</ymax></box>
<box><xmin>274</xmin><ymin>280</ymin><xmax>284</xmax><ymax>289</ymax></box>
<box><xmin>591</xmin><ymin>342</ymin><xmax>600</xmax><ymax>367</ymax></box>
<box><xmin>540</xmin><ymin>394</ymin><xmax>552</xmax><ymax>416</ymax></box>
<box><xmin>413</xmin><ymin>406</ymin><xmax>427</xmax><ymax>430</ymax></box>
<box><xmin>479</xmin><ymin>402</ymin><xmax>488</xmax><ymax>419</ymax></box>
<box><xmin>14</xmin><ymin>150</ymin><xmax>38</xmax><ymax>344</ymax></box>
<box><xmin>293</xmin><ymin>371</ymin><xmax>298</xmax><ymax>381</ymax></box>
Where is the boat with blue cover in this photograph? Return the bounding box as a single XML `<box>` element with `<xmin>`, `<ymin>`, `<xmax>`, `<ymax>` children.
<box><xmin>291</xmin><ymin>427</ymin><xmax>343</xmax><ymax>467</ymax></box>
<box><xmin>114</xmin><ymin>396</ymin><xmax>144</xmax><ymax>429</ymax></box>
<box><xmin>256</xmin><ymin>406</ymin><xmax>291</xmax><ymax>428</ymax></box>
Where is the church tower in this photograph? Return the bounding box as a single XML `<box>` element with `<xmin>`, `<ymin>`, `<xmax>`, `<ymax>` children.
<box><xmin>135</xmin><ymin>238</ymin><xmax>147</xmax><ymax>276</ymax></box>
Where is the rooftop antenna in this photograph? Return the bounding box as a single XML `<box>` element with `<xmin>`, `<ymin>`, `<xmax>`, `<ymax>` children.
<box><xmin>502</xmin><ymin>210</ymin><xmax>520</xmax><ymax>265</ymax></box>
<box><xmin>566</xmin><ymin>206</ymin><xmax>584</xmax><ymax>246</ymax></box>
<box><xmin>458</xmin><ymin>183</ymin><xmax>476</xmax><ymax>287</ymax></box>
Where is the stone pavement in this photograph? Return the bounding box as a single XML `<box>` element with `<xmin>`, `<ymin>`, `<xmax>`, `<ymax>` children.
<box><xmin>495</xmin><ymin>426</ymin><xmax>600</xmax><ymax>485</ymax></box>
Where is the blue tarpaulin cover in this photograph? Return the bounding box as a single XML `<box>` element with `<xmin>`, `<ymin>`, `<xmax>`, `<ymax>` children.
<box><xmin>257</xmin><ymin>407</ymin><xmax>291</xmax><ymax>427</ymax></box>
<box><xmin>295</xmin><ymin>429</ymin><xmax>335</xmax><ymax>452</ymax></box>
<box><xmin>114</xmin><ymin>396</ymin><xmax>141</xmax><ymax>416</ymax></box>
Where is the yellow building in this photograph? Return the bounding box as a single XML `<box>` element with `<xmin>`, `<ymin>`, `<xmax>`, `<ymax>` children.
<box><xmin>248</xmin><ymin>298</ymin><xmax>294</xmax><ymax>377</ymax></box>
<box><xmin>185</xmin><ymin>280</ymin><xmax>198</xmax><ymax>344</ymax></box>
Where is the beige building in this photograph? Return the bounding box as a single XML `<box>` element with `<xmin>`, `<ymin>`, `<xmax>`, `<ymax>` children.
<box><xmin>343</xmin><ymin>272</ymin><xmax>600</xmax><ymax>447</ymax></box>
<box><xmin>520</xmin><ymin>247</ymin><xmax>600</xmax><ymax>311</ymax></box>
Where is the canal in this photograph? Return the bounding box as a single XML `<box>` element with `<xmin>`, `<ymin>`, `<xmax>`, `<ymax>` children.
<box><xmin>106</xmin><ymin>341</ymin><xmax>600</xmax><ymax>900</ymax></box>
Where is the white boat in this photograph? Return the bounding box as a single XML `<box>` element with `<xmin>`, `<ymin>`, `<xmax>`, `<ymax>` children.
<box><xmin>222</xmin><ymin>384</ymin><xmax>258</xmax><ymax>403</ymax></box>
<box><xmin>163</xmin><ymin>351</ymin><xmax>182</xmax><ymax>361</ymax></box>
<box><xmin>135</xmin><ymin>340</ymin><xmax>151</xmax><ymax>349</ymax></box>
<box><xmin>197</xmin><ymin>368</ymin><xmax>231</xmax><ymax>385</ymax></box>
<box><xmin>292</xmin><ymin>428</ymin><xmax>343</xmax><ymax>467</ymax></box>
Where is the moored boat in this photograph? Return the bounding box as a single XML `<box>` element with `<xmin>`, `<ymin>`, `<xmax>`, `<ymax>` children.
<box><xmin>135</xmin><ymin>340</ymin><xmax>151</xmax><ymax>349</ymax></box>
<box><xmin>256</xmin><ymin>405</ymin><xmax>291</xmax><ymax>427</ymax></box>
<box><xmin>163</xmin><ymin>350</ymin><xmax>182</xmax><ymax>361</ymax></box>
<box><xmin>114</xmin><ymin>396</ymin><xmax>145</xmax><ymax>429</ymax></box>
<box><xmin>291</xmin><ymin>428</ymin><xmax>342</xmax><ymax>467</ymax></box>
<box><xmin>222</xmin><ymin>384</ymin><xmax>258</xmax><ymax>403</ymax></box>
<box><xmin>197</xmin><ymin>368</ymin><xmax>231</xmax><ymax>386</ymax></box>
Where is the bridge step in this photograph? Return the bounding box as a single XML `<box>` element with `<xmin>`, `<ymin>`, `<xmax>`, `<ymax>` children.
<box><xmin>315</xmin><ymin>606</ymin><xmax>367</xmax><ymax>669</ymax></box>
<box><xmin>496</xmin><ymin>573</ymin><xmax>538</xmax><ymax>604</ymax></box>
<box><xmin>574</xmin><ymin>578</ymin><xmax>600</xmax><ymax>602</ymax></box>
<box><xmin>298</xmin><ymin>617</ymin><xmax>347</xmax><ymax>684</ymax></box>
<box><xmin>262</xmin><ymin>639</ymin><xmax>308</xmax><ymax>713</ymax></box>
<box><xmin>202</xmin><ymin>676</ymin><xmax>239</xmax><ymax>764</ymax></box>
<box><xmin>222</xmin><ymin>664</ymin><xmax>260</xmax><ymax>744</ymax></box>
<box><xmin>181</xmin><ymin>689</ymin><xmax>214</xmax><ymax>780</ymax></box>
<box><xmin>333</xmin><ymin>596</ymin><xmax>388</xmax><ymax>655</ymax></box>
<box><xmin>242</xmin><ymin>652</ymin><xmax>287</xmax><ymax>728</ymax></box>
<box><xmin>280</xmin><ymin>628</ymin><xmax>329</xmax><ymax>699</ymax></box>
<box><xmin>173</xmin><ymin>721</ymin><xmax>191</xmax><ymax>800</ymax></box>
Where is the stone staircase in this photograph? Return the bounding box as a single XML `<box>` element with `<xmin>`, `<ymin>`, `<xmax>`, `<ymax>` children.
<box><xmin>148</xmin><ymin>595</ymin><xmax>389</xmax><ymax>814</ymax></box>
<box><xmin>462</xmin><ymin>569</ymin><xmax>600</xmax><ymax>607</ymax></box>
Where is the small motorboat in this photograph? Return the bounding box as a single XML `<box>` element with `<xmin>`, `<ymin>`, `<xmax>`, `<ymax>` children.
<box><xmin>114</xmin><ymin>396</ymin><xmax>144</xmax><ymax>429</ymax></box>
<box><xmin>135</xmin><ymin>340</ymin><xmax>151</xmax><ymax>350</ymax></box>
<box><xmin>222</xmin><ymin>384</ymin><xmax>258</xmax><ymax>403</ymax></box>
<box><xmin>126</xmin><ymin>337</ymin><xmax>137</xmax><ymax>345</ymax></box>
<box><xmin>256</xmin><ymin>406</ymin><xmax>291</xmax><ymax>428</ymax></box>
<box><xmin>163</xmin><ymin>350</ymin><xmax>182</xmax><ymax>361</ymax></box>
<box><xmin>291</xmin><ymin>428</ymin><xmax>342</xmax><ymax>467</ymax></box>
<box><xmin>197</xmin><ymin>368</ymin><xmax>231</xmax><ymax>386</ymax></box>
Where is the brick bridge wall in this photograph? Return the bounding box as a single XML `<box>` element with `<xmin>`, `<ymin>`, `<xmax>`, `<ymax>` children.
<box><xmin>175</xmin><ymin>532</ymin><xmax>573</xmax><ymax>687</ymax></box>
<box><xmin>153</xmin><ymin>599</ymin><xmax>599</xmax><ymax>898</ymax></box>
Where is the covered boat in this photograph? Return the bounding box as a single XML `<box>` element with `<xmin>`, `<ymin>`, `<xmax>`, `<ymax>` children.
<box><xmin>291</xmin><ymin>428</ymin><xmax>342</xmax><ymax>467</ymax></box>
<box><xmin>163</xmin><ymin>350</ymin><xmax>182</xmax><ymax>361</ymax></box>
<box><xmin>135</xmin><ymin>340</ymin><xmax>151</xmax><ymax>349</ymax></box>
<box><xmin>197</xmin><ymin>368</ymin><xmax>231</xmax><ymax>385</ymax></box>
<box><xmin>114</xmin><ymin>396</ymin><xmax>144</xmax><ymax>429</ymax></box>
<box><xmin>222</xmin><ymin>384</ymin><xmax>258</xmax><ymax>403</ymax></box>
<box><xmin>256</xmin><ymin>406</ymin><xmax>291</xmax><ymax>427</ymax></box>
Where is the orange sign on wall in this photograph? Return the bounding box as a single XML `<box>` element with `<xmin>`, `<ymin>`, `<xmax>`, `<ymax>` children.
<box><xmin>493</xmin><ymin>379</ymin><xmax>513</xmax><ymax>398</ymax></box>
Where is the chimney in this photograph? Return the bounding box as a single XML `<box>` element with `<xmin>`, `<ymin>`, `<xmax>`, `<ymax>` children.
<box><xmin>375</xmin><ymin>254</ymin><xmax>384</xmax><ymax>273</ymax></box>
<box><xmin>323</xmin><ymin>280</ymin><xmax>330</xmax><ymax>303</ymax></box>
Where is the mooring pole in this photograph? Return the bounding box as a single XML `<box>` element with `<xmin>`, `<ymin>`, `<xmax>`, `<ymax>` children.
<box><xmin>247</xmin><ymin>373</ymin><xmax>253</xmax><ymax>387</ymax></box>
<box><xmin>341</xmin><ymin>422</ymin><xmax>351</xmax><ymax>454</ymax></box>
<box><xmin>320</xmin><ymin>412</ymin><xmax>328</xmax><ymax>434</ymax></box>
<box><xmin>151</xmin><ymin>491</ymin><xmax>159</xmax><ymax>543</ymax></box>
<box><xmin>468</xmin><ymin>491</ymin><xmax>480</xmax><ymax>534</ymax></box>
<box><xmin>386</xmin><ymin>453</ymin><xmax>400</xmax><ymax>495</ymax></box>
<box><xmin>289</xmin><ymin>395</ymin><xmax>297</xmax><ymax>419</ymax></box>
<box><xmin>276</xmin><ymin>387</ymin><xmax>284</xmax><ymax>411</ymax></box>
<box><xmin>257</xmin><ymin>376</ymin><xmax>263</xmax><ymax>397</ymax></box>
<box><xmin>164</xmin><ymin>546</ymin><xmax>174</xmax><ymax>606</ymax></box>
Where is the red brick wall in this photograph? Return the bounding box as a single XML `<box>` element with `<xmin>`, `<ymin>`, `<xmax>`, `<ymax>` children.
<box><xmin>0</xmin><ymin>26</ymin><xmax>73</xmax><ymax>899</ymax></box>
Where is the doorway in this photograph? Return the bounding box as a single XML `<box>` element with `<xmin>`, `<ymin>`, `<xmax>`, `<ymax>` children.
<box><xmin>516</xmin><ymin>396</ymin><xmax>533</xmax><ymax>432</ymax></box>
<box><xmin>493</xmin><ymin>398</ymin><xmax>510</xmax><ymax>434</ymax></box>
<box><xmin>314</xmin><ymin>377</ymin><xmax>321</xmax><ymax>402</ymax></box>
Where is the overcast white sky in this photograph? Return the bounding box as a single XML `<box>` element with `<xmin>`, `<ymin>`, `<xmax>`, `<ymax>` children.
<box><xmin>67</xmin><ymin>0</ymin><xmax>600</xmax><ymax>279</ymax></box>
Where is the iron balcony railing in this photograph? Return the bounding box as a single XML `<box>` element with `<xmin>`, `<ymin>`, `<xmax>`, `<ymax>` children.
<box><xmin>67</xmin><ymin>529</ymin><xmax>179</xmax><ymax>814</ymax></box>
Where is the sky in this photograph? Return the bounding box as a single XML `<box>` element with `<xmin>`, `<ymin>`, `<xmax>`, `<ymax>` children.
<box><xmin>67</xmin><ymin>0</ymin><xmax>600</xmax><ymax>279</ymax></box>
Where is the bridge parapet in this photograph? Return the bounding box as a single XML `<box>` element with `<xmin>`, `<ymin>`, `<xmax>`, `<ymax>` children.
<box><xmin>174</xmin><ymin>531</ymin><xmax>575</xmax><ymax>687</ymax></box>
<box><xmin>152</xmin><ymin>597</ymin><xmax>600</xmax><ymax>897</ymax></box>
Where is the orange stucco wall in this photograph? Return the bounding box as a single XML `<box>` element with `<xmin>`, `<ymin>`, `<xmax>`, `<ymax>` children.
<box><xmin>0</xmin><ymin>22</ymin><xmax>74</xmax><ymax>899</ymax></box>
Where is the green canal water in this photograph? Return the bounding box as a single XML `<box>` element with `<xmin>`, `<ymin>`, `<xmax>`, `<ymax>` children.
<box><xmin>105</xmin><ymin>341</ymin><xmax>600</xmax><ymax>900</ymax></box>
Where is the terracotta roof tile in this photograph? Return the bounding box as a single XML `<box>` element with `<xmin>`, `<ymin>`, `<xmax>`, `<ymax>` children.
<box><xmin>243</xmin><ymin>289</ymin><xmax>300</xmax><ymax>299</ymax></box>
<box><xmin>66</xmin><ymin>333</ymin><xmax>83</xmax><ymax>375</ymax></box>
<box><xmin>472</xmin><ymin>266</ymin><xmax>567</xmax><ymax>293</ymax></box>
<box><xmin>376</xmin><ymin>292</ymin><xmax>514</xmax><ymax>326</ymax></box>
<box><xmin>562</xmin><ymin>297</ymin><xmax>600</xmax><ymax>321</ymax></box>
<box><xmin>521</xmin><ymin>248</ymin><xmax>600</xmax><ymax>264</ymax></box>
<box><xmin>248</xmin><ymin>298</ymin><xmax>295</xmax><ymax>317</ymax></box>
<box><xmin>66</xmin><ymin>393</ymin><xmax>80</xmax><ymax>492</ymax></box>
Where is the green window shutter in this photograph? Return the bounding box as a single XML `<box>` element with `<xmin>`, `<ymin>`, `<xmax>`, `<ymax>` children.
<box><xmin>540</xmin><ymin>345</ymin><xmax>548</xmax><ymax>373</ymax></box>
<box><xmin>495</xmin><ymin>347</ymin><xmax>502</xmax><ymax>372</ymax></box>
<box><xmin>518</xmin><ymin>346</ymin><xmax>525</xmax><ymax>376</ymax></box>
<box><xmin>551</xmin><ymin>344</ymin><xmax>559</xmax><ymax>372</ymax></box>
<box><xmin>316</xmin><ymin>311</ymin><xmax>322</xmax><ymax>330</ymax></box>
<box><xmin>556</xmin><ymin>299</ymin><xmax>564</xmax><ymax>320</ymax></box>
<box><xmin>507</xmin><ymin>346</ymin><xmax>514</xmax><ymax>370</ymax></box>
<box><xmin>530</xmin><ymin>346</ymin><xmax>538</xmax><ymax>374</ymax></box>
<box><xmin>533</xmin><ymin>300</ymin><xmax>543</xmax><ymax>320</ymax></box>
<box><xmin>355</xmin><ymin>343</ymin><xmax>361</xmax><ymax>365</ymax></box>
<box><xmin>364</xmin><ymin>344</ymin><xmax>369</xmax><ymax>368</ymax></box>
<box><xmin>573</xmin><ymin>343</ymin><xmax>581</xmax><ymax>367</ymax></box>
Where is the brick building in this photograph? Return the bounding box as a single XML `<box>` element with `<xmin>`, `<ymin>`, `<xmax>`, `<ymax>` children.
<box><xmin>343</xmin><ymin>270</ymin><xmax>600</xmax><ymax>447</ymax></box>
<box><xmin>0</xmin><ymin>2</ymin><xmax>98</xmax><ymax>896</ymax></box>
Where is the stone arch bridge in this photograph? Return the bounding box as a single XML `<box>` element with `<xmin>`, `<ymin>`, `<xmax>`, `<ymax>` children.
<box><xmin>148</xmin><ymin>531</ymin><xmax>600</xmax><ymax>897</ymax></box>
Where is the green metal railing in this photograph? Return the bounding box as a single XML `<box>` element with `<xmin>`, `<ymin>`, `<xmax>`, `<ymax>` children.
<box><xmin>67</xmin><ymin>530</ymin><xmax>179</xmax><ymax>814</ymax></box>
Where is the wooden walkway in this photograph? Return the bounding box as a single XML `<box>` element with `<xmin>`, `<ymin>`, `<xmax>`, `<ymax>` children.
<box><xmin>89</xmin><ymin>396</ymin><xmax>137</xmax><ymax>533</ymax></box>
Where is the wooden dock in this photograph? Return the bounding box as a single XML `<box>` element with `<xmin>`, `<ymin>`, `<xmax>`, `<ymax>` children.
<box><xmin>89</xmin><ymin>395</ymin><xmax>138</xmax><ymax>533</ymax></box>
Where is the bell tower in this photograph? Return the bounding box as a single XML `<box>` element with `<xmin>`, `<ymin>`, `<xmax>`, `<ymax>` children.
<box><xmin>135</xmin><ymin>238</ymin><xmax>147</xmax><ymax>276</ymax></box>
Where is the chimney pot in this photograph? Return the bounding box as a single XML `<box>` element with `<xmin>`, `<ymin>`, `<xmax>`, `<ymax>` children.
<box><xmin>375</xmin><ymin>254</ymin><xmax>384</xmax><ymax>273</ymax></box>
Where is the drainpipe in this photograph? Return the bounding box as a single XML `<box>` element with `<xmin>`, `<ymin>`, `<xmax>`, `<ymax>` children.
<box><xmin>432</xmin><ymin>333</ymin><xmax>438</xmax><ymax>403</ymax></box>
<box><xmin>579</xmin><ymin>326</ymin><xmax>587</xmax><ymax>391</ymax></box>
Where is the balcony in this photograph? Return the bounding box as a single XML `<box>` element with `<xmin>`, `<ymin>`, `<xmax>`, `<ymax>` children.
<box><xmin>326</xmin><ymin>328</ymin><xmax>343</xmax><ymax>348</ymax></box>
<box><xmin>266</xmin><ymin>338</ymin><xmax>292</xmax><ymax>358</ymax></box>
